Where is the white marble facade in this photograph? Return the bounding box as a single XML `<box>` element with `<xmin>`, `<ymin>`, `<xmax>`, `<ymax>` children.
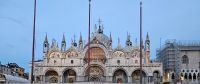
<box><xmin>30</xmin><ymin>23</ymin><xmax>163</xmax><ymax>83</ymax></box>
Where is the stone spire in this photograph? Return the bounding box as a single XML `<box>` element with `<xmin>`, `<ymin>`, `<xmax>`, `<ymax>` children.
<box><xmin>44</xmin><ymin>33</ymin><xmax>48</xmax><ymax>43</ymax></box>
<box><xmin>51</xmin><ymin>39</ymin><xmax>57</xmax><ymax>48</ymax></box>
<box><xmin>126</xmin><ymin>32</ymin><xmax>132</xmax><ymax>46</ymax></box>
<box><xmin>146</xmin><ymin>32</ymin><xmax>150</xmax><ymax>41</ymax></box>
<box><xmin>135</xmin><ymin>38</ymin><xmax>138</xmax><ymax>48</ymax></box>
<box><xmin>116</xmin><ymin>37</ymin><xmax>122</xmax><ymax>49</ymax></box>
<box><xmin>43</xmin><ymin>33</ymin><xmax>49</xmax><ymax>53</ymax></box>
<box><xmin>94</xmin><ymin>24</ymin><xmax>97</xmax><ymax>33</ymax></box>
<box><xmin>108</xmin><ymin>32</ymin><xmax>112</xmax><ymax>46</ymax></box>
<box><xmin>57</xmin><ymin>42</ymin><xmax>59</xmax><ymax>48</ymax></box>
<box><xmin>79</xmin><ymin>32</ymin><xmax>83</xmax><ymax>47</ymax></box>
<box><xmin>109</xmin><ymin>32</ymin><xmax>112</xmax><ymax>43</ymax></box>
<box><xmin>145</xmin><ymin>32</ymin><xmax>151</xmax><ymax>64</ymax></box>
<box><xmin>61</xmin><ymin>33</ymin><xmax>66</xmax><ymax>52</ymax></box>
<box><xmin>71</xmin><ymin>35</ymin><xmax>77</xmax><ymax>47</ymax></box>
<box><xmin>62</xmin><ymin>33</ymin><xmax>66</xmax><ymax>43</ymax></box>
<box><xmin>145</xmin><ymin>32</ymin><xmax>150</xmax><ymax>51</ymax></box>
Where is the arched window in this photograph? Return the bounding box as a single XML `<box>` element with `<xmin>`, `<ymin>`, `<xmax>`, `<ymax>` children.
<box><xmin>85</xmin><ymin>47</ymin><xmax>106</xmax><ymax>63</ymax></box>
<box><xmin>182</xmin><ymin>55</ymin><xmax>189</xmax><ymax>64</ymax></box>
<box><xmin>135</xmin><ymin>60</ymin><xmax>138</xmax><ymax>64</ymax></box>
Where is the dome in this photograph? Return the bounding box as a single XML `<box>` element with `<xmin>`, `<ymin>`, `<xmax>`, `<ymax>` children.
<box><xmin>91</xmin><ymin>32</ymin><xmax>110</xmax><ymax>46</ymax></box>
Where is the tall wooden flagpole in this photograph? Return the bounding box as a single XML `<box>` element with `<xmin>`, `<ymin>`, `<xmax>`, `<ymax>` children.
<box><xmin>88</xmin><ymin>0</ymin><xmax>91</xmax><ymax>81</ymax></box>
<box><xmin>140</xmin><ymin>0</ymin><xmax>143</xmax><ymax>84</ymax></box>
<box><xmin>31</xmin><ymin>0</ymin><xmax>36</xmax><ymax>83</ymax></box>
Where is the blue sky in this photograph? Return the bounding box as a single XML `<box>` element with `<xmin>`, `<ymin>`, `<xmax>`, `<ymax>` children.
<box><xmin>0</xmin><ymin>0</ymin><xmax>200</xmax><ymax>72</ymax></box>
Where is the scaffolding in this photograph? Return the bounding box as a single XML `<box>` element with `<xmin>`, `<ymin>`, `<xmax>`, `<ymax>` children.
<box><xmin>156</xmin><ymin>39</ymin><xmax>200</xmax><ymax>83</ymax></box>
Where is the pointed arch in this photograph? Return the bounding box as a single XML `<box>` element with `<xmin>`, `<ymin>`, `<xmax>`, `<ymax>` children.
<box><xmin>64</xmin><ymin>47</ymin><xmax>78</xmax><ymax>58</ymax></box>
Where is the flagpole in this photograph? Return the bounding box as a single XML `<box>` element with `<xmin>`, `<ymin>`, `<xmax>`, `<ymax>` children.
<box><xmin>140</xmin><ymin>0</ymin><xmax>143</xmax><ymax>84</ymax></box>
<box><xmin>88</xmin><ymin>0</ymin><xmax>91</xmax><ymax>81</ymax></box>
<box><xmin>31</xmin><ymin>0</ymin><xmax>36</xmax><ymax>83</ymax></box>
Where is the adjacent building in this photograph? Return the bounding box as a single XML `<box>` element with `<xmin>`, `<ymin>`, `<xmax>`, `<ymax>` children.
<box><xmin>0</xmin><ymin>62</ymin><xmax>29</xmax><ymax>82</ymax></box>
<box><xmin>0</xmin><ymin>63</ymin><xmax>12</xmax><ymax>75</ymax></box>
<box><xmin>156</xmin><ymin>39</ymin><xmax>200</xmax><ymax>83</ymax></box>
<box><xmin>30</xmin><ymin>22</ymin><xmax>163</xmax><ymax>83</ymax></box>
<box><xmin>7</xmin><ymin>63</ymin><xmax>25</xmax><ymax>77</ymax></box>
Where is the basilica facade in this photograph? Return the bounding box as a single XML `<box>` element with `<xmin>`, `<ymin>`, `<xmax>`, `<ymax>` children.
<box><xmin>30</xmin><ymin>23</ymin><xmax>163</xmax><ymax>83</ymax></box>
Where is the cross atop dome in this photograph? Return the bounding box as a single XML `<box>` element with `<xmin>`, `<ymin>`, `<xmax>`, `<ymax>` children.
<box><xmin>98</xmin><ymin>18</ymin><xmax>103</xmax><ymax>26</ymax></box>
<box><xmin>97</xmin><ymin>18</ymin><xmax>104</xmax><ymax>34</ymax></box>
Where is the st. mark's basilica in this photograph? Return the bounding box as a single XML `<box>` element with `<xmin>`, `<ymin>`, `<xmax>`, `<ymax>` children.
<box><xmin>30</xmin><ymin>22</ymin><xmax>163</xmax><ymax>83</ymax></box>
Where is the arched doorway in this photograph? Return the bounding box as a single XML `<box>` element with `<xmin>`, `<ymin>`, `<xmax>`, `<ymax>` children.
<box><xmin>182</xmin><ymin>55</ymin><xmax>189</xmax><ymax>64</ymax></box>
<box><xmin>132</xmin><ymin>70</ymin><xmax>147</xmax><ymax>83</ymax></box>
<box><xmin>193</xmin><ymin>73</ymin><xmax>196</xmax><ymax>80</ymax></box>
<box><xmin>153</xmin><ymin>71</ymin><xmax>161</xmax><ymax>83</ymax></box>
<box><xmin>171</xmin><ymin>73</ymin><xmax>175</xmax><ymax>80</ymax></box>
<box><xmin>189</xmin><ymin>73</ymin><xmax>192</xmax><ymax>80</ymax></box>
<box><xmin>184</xmin><ymin>73</ymin><xmax>188</xmax><ymax>79</ymax></box>
<box><xmin>63</xmin><ymin>69</ymin><xmax>76</xmax><ymax>83</ymax></box>
<box><xmin>45</xmin><ymin>70</ymin><xmax>59</xmax><ymax>83</ymax></box>
<box><xmin>113</xmin><ymin>69</ymin><xmax>128</xmax><ymax>83</ymax></box>
<box><xmin>85</xmin><ymin>66</ymin><xmax>104</xmax><ymax>82</ymax></box>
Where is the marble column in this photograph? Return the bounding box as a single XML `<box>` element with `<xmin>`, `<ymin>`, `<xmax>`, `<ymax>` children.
<box><xmin>128</xmin><ymin>76</ymin><xmax>132</xmax><ymax>83</ymax></box>
<box><xmin>59</xmin><ymin>75</ymin><xmax>62</xmax><ymax>83</ymax></box>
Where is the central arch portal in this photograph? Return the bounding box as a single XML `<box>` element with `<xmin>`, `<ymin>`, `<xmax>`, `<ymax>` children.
<box><xmin>85</xmin><ymin>66</ymin><xmax>104</xmax><ymax>82</ymax></box>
